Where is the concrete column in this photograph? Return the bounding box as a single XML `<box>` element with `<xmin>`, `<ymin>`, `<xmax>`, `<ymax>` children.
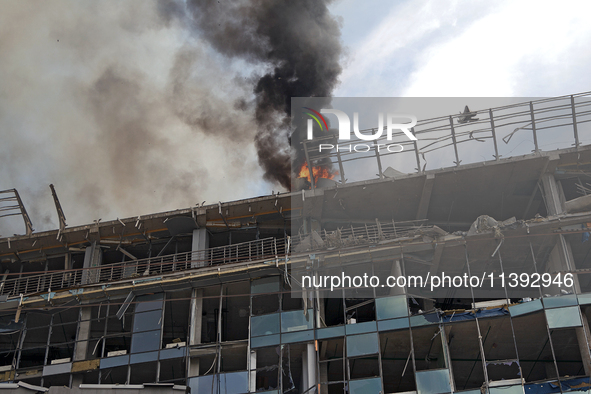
<box><xmin>188</xmin><ymin>288</ymin><xmax>203</xmax><ymax>377</ymax></box>
<box><xmin>81</xmin><ymin>242</ymin><xmax>102</xmax><ymax>285</ymax></box>
<box><xmin>389</xmin><ymin>260</ymin><xmax>405</xmax><ymax>295</ymax></box>
<box><xmin>191</xmin><ymin>229</ymin><xmax>209</xmax><ymax>268</ymax></box>
<box><xmin>306</xmin><ymin>343</ymin><xmax>316</xmax><ymax>391</ymax></box>
<box><xmin>541</xmin><ymin>173</ymin><xmax>591</xmax><ymax>375</ymax></box>
<box><xmin>74</xmin><ymin>307</ymin><xmax>91</xmax><ymax>361</ymax></box>
<box><xmin>302</xmin><ymin>349</ymin><xmax>308</xmax><ymax>391</ymax></box>
<box><xmin>316</xmin><ymin>292</ymin><xmax>325</xmax><ymax>328</ymax></box>
<box><xmin>64</xmin><ymin>253</ymin><xmax>72</xmax><ymax>287</ymax></box>
<box><xmin>541</xmin><ymin>173</ymin><xmax>566</xmax><ymax>216</ymax></box>
<box><xmin>440</xmin><ymin>326</ymin><xmax>455</xmax><ymax>391</ymax></box>
<box><xmin>249</xmin><ymin>350</ymin><xmax>257</xmax><ymax>393</ymax></box>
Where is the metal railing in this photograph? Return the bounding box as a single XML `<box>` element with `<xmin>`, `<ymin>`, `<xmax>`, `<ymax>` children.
<box><xmin>301</xmin><ymin>92</ymin><xmax>591</xmax><ymax>187</ymax></box>
<box><xmin>291</xmin><ymin>220</ymin><xmax>444</xmax><ymax>251</ymax></box>
<box><xmin>0</xmin><ymin>237</ymin><xmax>285</xmax><ymax>298</ymax></box>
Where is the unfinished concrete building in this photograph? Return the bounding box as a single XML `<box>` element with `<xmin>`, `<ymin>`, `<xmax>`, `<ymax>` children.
<box><xmin>2</xmin><ymin>93</ymin><xmax>591</xmax><ymax>394</ymax></box>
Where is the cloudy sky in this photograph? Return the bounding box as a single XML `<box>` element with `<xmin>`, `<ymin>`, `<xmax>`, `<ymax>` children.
<box><xmin>1</xmin><ymin>0</ymin><xmax>590</xmax><ymax>235</ymax></box>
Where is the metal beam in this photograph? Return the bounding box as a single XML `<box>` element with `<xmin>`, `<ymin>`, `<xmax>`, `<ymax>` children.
<box><xmin>49</xmin><ymin>184</ymin><xmax>67</xmax><ymax>232</ymax></box>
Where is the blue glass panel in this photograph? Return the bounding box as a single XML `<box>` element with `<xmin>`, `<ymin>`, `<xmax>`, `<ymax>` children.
<box><xmin>251</xmin><ymin>334</ymin><xmax>280</xmax><ymax>348</ymax></box>
<box><xmin>345</xmin><ymin>321</ymin><xmax>377</xmax><ymax>335</ymax></box>
<box><xmin>133</xmin><ymin>310</ymin><xmax>162</xmax><ymax>332</ymax></box>
<box><xmin>135</xmin><ymin>293</ymin><xmax>164</xmax><ymax>313</ymax></box>
<box><xmin>376</xmin><ymin>295</ymin><xmax>408</xmax><ymax>320</ymax></box>
<box><xmin>219</xmin><ymin>371</ymin><xmax>248</xmax><ymax>394</ymax></box>
<box><xmin>509</xmin><ymin>299</ymin><xmax>543</xmax><ymax>317</ymax></box>
<box><xmin>378</xmin><ymin>318</ymin><xmax>409</xmax><ymax>332</ymax></box>
<box><xmin>43</xmin><ymin>362</ymin><xmax>72</xmax><ymax>376</ymax></box>
<box><xmin>100</xmin><ymin>354</ymin><xmax>129</xmax><ymax>369</ymax></box>
<box><xmin>130</xmin><ymin>350</ymin><xmax>159</xmax><ymax>364</ymax></box>
<box><xmin>578</xmin><ymin>293</ymin><xmax>591</xmax><ymax>305</ymax></box>
<box><xmin>316</xmin><ymin>326</ymin><xmax>345</xmax><ymax>340</ymax></box>
<box><xmin>282</xmin><ymin>330</ymin><xmax>314</xmax><ymax>344</ymax></box>
<box><xmin>349</xmin><ymin>377</ymin><xmax>382</xmax><ymax>394</ymax></box>
<box><xmin>130</xmin><ymin>330</ymin><xmax>161</xmax><ymax>353</ymax></box>
<box><xmin>543</xmin><ymin>294</ymin><xmax>577</xmax><ymax>309</ymax></box>
<box><xmin>346</xmin><ymin>333</ymin><xmax>379</xmax><ymax>357</ymax></box>
<box><xmin>416</xmin><ymin>369</ymin><xmax>452</xmax><ymax>394</ymax></box>
<box><xmin>160</xmin><ymin>346</ymin><xmax>186</xmax><ymax>360</ymax></box>
<box><xmin>281</xmin><ymin>309</ymin><xmax>313</xmax><ymax>333</ymax></box>
<box><xmin>489</xmin><ymin>385</ymin><xmax>524</xmax><ymax>394</ymax></box>
<box><xmin>545</xmin><ymin>306</ymin><xmax>582</xmax><ymax>329</ymax></box>
<box><xmin>188</xmin><ymin>373</ymin><xmax>248</xmax><ymax>394</ymax></box>
<box><xmin>251</xmin><ymin>313</ymin><xmax>280</xmax><ymax>337</ymax></box>
<box><xmin>188</xmin><ymin>375</ymin><xmax>213</xmax><ymax>394</ymax></box>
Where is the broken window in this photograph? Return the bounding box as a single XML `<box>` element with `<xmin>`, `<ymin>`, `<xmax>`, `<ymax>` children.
<box><xmin>201</xmin><ymin>285</ymin><xmax>222</xmax><ymax>344</ymax></box>
<box><xmin>222</xmin><ymin>281</ymin><xmax>249</xmax><ymax>341</ymax></box>
<box><xmin>19</xmin><ymin>312</ymin><xmax>51</xmax><ymax>368</ymax></box>
<box><xmin>129</xmin><ymin>361</ymin><xmax>157</xmax><ymax>385</ymax></box>
<box><xmin>379</xmin><ymin>329</ymin><xmax>415</xmax><ymax>393</ymax></box>
<box><xmin>446</xmin><ymin>321</ymin><xmax>486</xmax><ymax>390</ymax></box>
<box><xmin>319</xmin><ymin>337</ymin><xmax>345</xmax><ymax>389</ymax></box>
<box><xmin>282</xmin><ymin>343</ymin><xmax>308</xmax><ymax>393</ymax></box>
<box><xmin>159</xmin><ymin>357</ymin><xmax>186</xmax><ymax>384</ymax></box>
<box><xmin>250</xmin><ymin>346</ymin><xmax>279</xmax><ymax>392</ymax></box>
<box><xmin>100</xmin><ymin>365</ymin><xmax>128</xmax><ymax>384</ymax></box>
<box><xmin>87</xmin><ymin>304</ymin><xmax>108</xmax><ymax>359</ymax></box>
<box><xmin>252</xmin><ymin>294</ymin><xmax>280</xmax><ymax>316</ymax></box>
<box><xmin>0</xmin><ymin>313</ymin><xmax>20</xmax><ymax>371</ymax></box>
<box><xmin>412</xmin><ymin>325</ymin><xmax>448</xmax><ymax>371</ymax></box>
<box><xmin>47</xmin><ymin>307</ymin><xmax>78</xmax><ymax>364</ymax></box>
<box><xmin>345</xmin><ymin>298</ymin><xmax>376</xmax><ymax>324</ymax></box>
<box><xmin>41</xmin><ymin>373</ymin><xmax>70</xmax><ymax>388</ymax></box>
<box><xmin>322</xmin><ymin>295</ymin><xmax>345</xmax><ymax>327</ymax></box>
<box><xmin>478</xmin><ymin>315</ymin><xmax>520</xmax><ymax>382</ymax></box>
<box><xmin>348</xmin><ymin>356</ymin><xmax>380</xmax><ymax>380</ymax></box>
<box><xmin>550</xmin><ymin>328</ymin><xmax>584</xmax><ymax>377</ymax></box>
<box><xmin>162</xmin><ymin>289</ymin><xmax>190</xmax><ymax>348</ymax></box>
<box><xmin>220</xmin><ymin>345</ymin><xmax>247</xmax><ymax>372</ymax></box>
<box><xmin>103</xmin><ymin>299</ymin><xmax>133</xmax><ymax>357</ymax></box>
<box><xmin>512</xmin><ymin>312</ymin><xmax>552</xmax><ymax>382</ymax></box>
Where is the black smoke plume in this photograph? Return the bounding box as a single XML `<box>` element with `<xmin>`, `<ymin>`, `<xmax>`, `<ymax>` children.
<box><xmin>184</xmin><ymin>0</ymin><xmax>343</xmax><ymax>189</ymax></box>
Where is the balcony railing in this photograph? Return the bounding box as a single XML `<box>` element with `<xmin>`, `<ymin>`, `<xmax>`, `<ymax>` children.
<box><xmin>0</xmin><ymin>237</ymin><xmax>285</xmax><ymax>298</ymax></box>
<box><xmin>291</xmin><ymin>220</ymin><xmax>446</xmax><ymax>251</ymax></box>
<box><xmin>302</xmin><ymin>92</ymin><xmax>591</xmax><ymax>187</ymax></box>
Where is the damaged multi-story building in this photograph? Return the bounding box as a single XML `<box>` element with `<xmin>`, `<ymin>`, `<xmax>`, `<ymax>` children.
<box><xmin>2</xmin><ymin>93</ymin><xmax>591</xmax><ymax>394</ymax></box>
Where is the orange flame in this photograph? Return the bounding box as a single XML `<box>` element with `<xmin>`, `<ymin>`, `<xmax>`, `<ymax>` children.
<box><xmin>298</xmin><ymin>162</ymin><xmax>338</xmax><ymax>184</ymax></box>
